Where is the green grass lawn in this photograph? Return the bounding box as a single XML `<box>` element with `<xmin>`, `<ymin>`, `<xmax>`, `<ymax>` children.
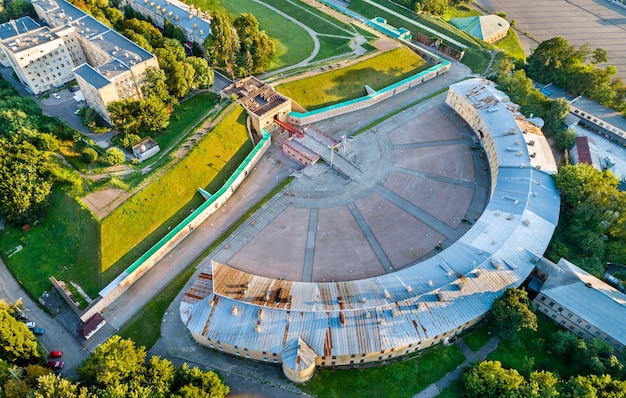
<box><xmin>314</xmin><ymin>36</ymin><xmax>354</xmax><ymax>62</ymax></box>
<box><xmin>0</xmin><ymin>190</ymin><xmax>101</xmax><ymax>298</ymax></box>
<box><xmin>264</xmin><ymin>0</ymin><xmax>353</xmax><ymax>37</ymax></box>
<box><xmin>100</xmin><ymin>106</ymin><xmax>250</xmax><ymax>271</ymax></box>
<box><xmin>460</xmin><ymin>47</ymin><xmax>492</xmax><ymax>74</ymax></box>
<box><xmin>150</xmin><ymin>92</ymin><xmax>221</xmax><ymax>158</ymax></box>
<box><xmin>301</xmin><ymin>344</ymin><xmax>465</xmax><ymax>398</ymax></box>
<box><xmin>462</xmin><ymin>325</ymin><xmax>492</xmax><ymax>352</ymax></box>
<box><xmin>218</xmin><ymin>0</ymin><xmax>314</xmax><ymax>70</ymax></box>
<box><xmin>494</xmin><ymin>29</ymin><xmax>526</xmax><ymax>60</ymax></box>
<box><xmin>277</xmin><ymin>46</ymin><xmax>428</xmax><ymax>110</ymax></box>
<box><xmin>443</xmin><ymin>4</ymin><xmax>481</xmax><ymax>20</ymax></box>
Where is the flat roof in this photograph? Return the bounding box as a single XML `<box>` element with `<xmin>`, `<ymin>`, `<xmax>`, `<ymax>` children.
<box><xmin>130</xmin><ymin>0</ymin><xmax>211</xmax><ymax>40</ymax></box>
<box><xmin>74</xmin><ymin>63</ymin><xmax>111</xmax><ymax>89</ymax></box>
<box><xmin>0</xmin><ymin>17</ymin><xmax>40</xmax><ymax>40</ymax></box>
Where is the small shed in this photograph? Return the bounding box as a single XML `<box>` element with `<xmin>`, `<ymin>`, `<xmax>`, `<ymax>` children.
<box><xmin>77</xmin><ymin>313</ymin><xmax>106</xmax><ymax>339</ymax></box>
<box><xmin>132</xmin><ymin>137</ymin><xmax>160</xmax><ymax>162</ymax></box>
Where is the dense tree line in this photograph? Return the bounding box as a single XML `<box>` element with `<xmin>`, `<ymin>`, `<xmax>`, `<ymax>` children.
<box><xmin>390</xmin><ymin>0</ymin><xmax>469</xmax><ymax>16</ymax></box>
<box><xmin>0</xmin><ymin>79</ymin><xmax>80</xmax><ymax>225</ymax></box>
<box><xmin>548</xmin><ymin>163</ymin><xmax>626</xmax><ymax>277</ymax></box>
<box><xmin>1</xmin><ymin>302</ymin><xmax>230</xmax><ymax>398</ymax></box>
<box><xmin>0</xmin><ymin>0</ymin><xmax>36</xmax><ymax>23</ymax></box>
<box><xmin>463</xmin><ymin>289</ymin><xmax>626</xmax><ymax>397</ymax></box>
<box><xmin>204</xmin><ymin>11</ymin><xmax>275</xmax><ymax>78</ymax></box>
<box><xmin>525</xmin><ymin>37</ymin><xmax>626</xmax><ymax>116</ymax></box>
<box><xmin>494</xmin><ymin>61</ymin><xmax>575</xmax><ymax>151</ymax></box>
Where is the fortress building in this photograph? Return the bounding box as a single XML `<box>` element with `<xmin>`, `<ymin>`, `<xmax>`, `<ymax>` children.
<box><xmin>181</xmin><ymin>78</ymin><xmax>561</xmax><ymax>382</ymax></box>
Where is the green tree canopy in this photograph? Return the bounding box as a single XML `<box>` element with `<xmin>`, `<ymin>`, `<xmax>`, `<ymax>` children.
<box><xmin>487</xmin><ymin>288</ymin><xmax>537</xmax><ymax>341</ymax></box>
<box><xmin>553</xmin><ymin>164</ymin><xmax>619</xmax><ymax>207</ymax></box>
<box><xmin>462</xmin><ymin>360</ymin><xmax>526</xmax><ymax>398</ymax></box>
<box><xmin>0</xmin><ymin>304</ymin><xmax>40</xmax><ymax>365</ymax></box>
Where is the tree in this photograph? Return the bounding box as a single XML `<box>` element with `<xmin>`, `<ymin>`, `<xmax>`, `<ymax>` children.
<box><xmin>462</xmin><ymin>360</ymin><xmax>525</xmax><ymax>398</ymax></box>
<box><xmin>81</xmin><ymin>147</ymin><xmax>99</xmax><ymax>164</ymax></box>
<box><xmin>415</xmin><ymin>0</ymin><xmax>448</xmax><ymax>15</ymax></box>
<box><xmin>205</xmin><ymin>11</ymin><xmax>239</xmax><ymax>79</ymax></box>
<box><xmin>173</xmin><ymin>363</ymin><xmax>229</xmax><ymax>398</ymax></box>
<box><xmin>77</xmin><ymin>336</ymin><xmax>146</xmax><ymax>388</ymax></box>
<box><xmin>103</xmin><ymin>147</ymin><xmax>125</xmax><ymax>166</ymax></box>
<box><xmin>553</xmin><ymin>164</ymin><xmax>619</xmax><ymax>207</ymax></box>
<box><xmin>34</xmin><ymin>373</ymin><xmax>96</xmax><ymax>398</ymax></box>
<box><xmin>0</xmin><ymin>139</ymin><xmax>54</xmax><ymax>225</ymax></box>
<box><xmin>522</xmin><ymin>370</ymin><xmax>560</xmax><ymax>398</ymax></box>
<box><xmin>0</xmin><ymin>304</ymin><xmax>40</xmax><ymax>365</ymax></box>
<box><xmin>186</xmin><ymin>57</ymin><xmax>214</xmax><ymax>89</ymax></box>
<box><xmin>107</xmin><ymin>99</ymin><xmax>142</xmax><ymax>134</ymax></box>
<box><xmin>233</xmin><ymin>14</ymin><xmax>275</xmax><ymax>75</ymax></box>
<box><xmin>139</xmin><ymin>95</ymin><xmax>170</xmax><ymax>131</ymax></box>
<box><xmin>487</xmin><ymin>288</ymin><xmax>537</xmax><ymax>341</ymax></box>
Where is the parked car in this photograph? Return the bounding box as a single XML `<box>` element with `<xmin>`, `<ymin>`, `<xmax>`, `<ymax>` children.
<box><xmin>47</xmin><ymin>361</ymin><xmax>64</xmax><ymax>369</ymax></box>
<box><xmin>24</xmin><ymin>321</ymin><xmax>36</xmax><ymax>329</ymax></box>
<box><xmin>16</xmin><ymin>311</ymin><xmax>27</xmax><ymax>320</ymax></box>
<box><xmin>32</xmin><ymin>327</ymin><xmax>45</xmax><ymax>335</ymax></box>
<box><xmin>74</xmin><ymin>108</ymin><xmax>81</xmax><ymax>115</ymax></box>
<box><xmin>48</xmin><ymin>351</ymin><xmax>63</xmax><ymax>358</ymax></box>
<box><xmin>52</xmin><ymin>93</ymin><xmax>61</xmax><ymax>99</ymax></box>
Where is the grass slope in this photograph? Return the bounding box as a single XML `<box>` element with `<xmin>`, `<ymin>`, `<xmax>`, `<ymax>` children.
<box><xmin>277</xmin><ymin>46</ymin><xmax>428</xmax><ymax>110</ymax></box>
<box><xmin>301</xmin><ymin>344</ymin><xmax>465</xmax><ymax>398</ymax></box>
<box><xmin>100</xmin><ymin>106</ymin><xmax>249</xmax><ymax>271</ymax></box>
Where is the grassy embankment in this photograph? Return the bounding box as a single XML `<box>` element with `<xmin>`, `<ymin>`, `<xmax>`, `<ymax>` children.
<box><xmin>100</xmin><ymin>106</ymin><xmax>250</xmax><ymax>273</ymax></box>
<box><xmin>277</xmin><ymin>46</ymin><xmax>429</xmax><ymax>110</ymax></box>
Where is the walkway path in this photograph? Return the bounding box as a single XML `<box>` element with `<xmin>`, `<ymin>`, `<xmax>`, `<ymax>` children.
<box><xmin>414</xmin><ymin>336</ymin><xmax>500</xmax><ymax>398</ymax></box>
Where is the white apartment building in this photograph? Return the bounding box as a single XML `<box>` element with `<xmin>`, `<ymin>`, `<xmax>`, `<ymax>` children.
<box><xmin>122</xmin><ymin>0</ymin><xmax>211</xmax><ymax>46</ymax></box>
<box><xmin>24</xmin><ymin>0</ymin><xmax>160</xmax><ymax>123</ymax></box>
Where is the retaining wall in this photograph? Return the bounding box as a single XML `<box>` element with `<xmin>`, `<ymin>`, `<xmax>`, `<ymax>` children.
<box><xmin>80</xmin><ymin>127</ymin><xmax>271</xmax><ymax>322</ymax></box>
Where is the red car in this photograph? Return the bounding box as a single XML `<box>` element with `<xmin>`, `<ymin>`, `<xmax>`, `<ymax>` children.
<box><xmin>48</xmin><ymin>351</ymin><xmax>63</xmax><ymax>358</ymax></box>
<box><xmin>47</xmin><ymin>361</ymin><xmax>64</xmax><ymax>369</ymax></box>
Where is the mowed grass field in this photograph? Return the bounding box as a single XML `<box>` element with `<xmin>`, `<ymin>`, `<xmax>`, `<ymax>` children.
<box><xmin>100</xmin><ymin>106</ymin><xmax>250</xmax><ymax>271</ymax></box>
<box><xmin>277</xmin><ymin>46</ymin><xmax>429</xmax><ymax>110</ymax></box>
<box><xmin>0</xmin><ymin>191</ymin><xmax>101</xmax><ymax>298</ymax></box>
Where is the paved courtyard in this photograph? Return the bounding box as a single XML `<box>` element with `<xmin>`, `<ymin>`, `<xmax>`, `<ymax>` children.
<box><xmin>212</xmin><ymin>95</ymin><xmax>490</xmax><ymax>283</ymax></box>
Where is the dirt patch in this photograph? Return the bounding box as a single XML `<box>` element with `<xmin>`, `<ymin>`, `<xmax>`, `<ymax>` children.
<box><xmin>82</xmin><ymin>188</ymin><xmax>128</xmax><ymax>220</ymax></box>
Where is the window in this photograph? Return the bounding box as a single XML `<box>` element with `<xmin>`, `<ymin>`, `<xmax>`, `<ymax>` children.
<box><xmin>548</xmin><ymin>301</ymin><xmax>554</xmax><ymax>307</ymax></box>
<box><xmin>567</xmin><ymin>313</ymin><xmax>573</xmax><ymax>318</ymax></box>
<box><xmin>576</xmin><ymin>319</ymin><xmax>582</xmax><ymax>324</ymax></box>
<box><xmin>539</xmin><ymin>296</ymin><xmax>546</xmax><ymax>301</ymax></box>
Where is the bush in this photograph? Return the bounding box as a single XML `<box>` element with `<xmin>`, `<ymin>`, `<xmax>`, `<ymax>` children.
<box><xmin>120</xmin><ymin>133</ymin><xmax>142</xmax><ymax>149</ymax></box>
<box><xmin>103</xmin><ymin>147</ymin><xmax>125</xmax><ymax>166</ymax></box>
<box><xmin>81</xmin><ymin>147</ymin><xmax>99</xmax><ymax>164</ymax></box>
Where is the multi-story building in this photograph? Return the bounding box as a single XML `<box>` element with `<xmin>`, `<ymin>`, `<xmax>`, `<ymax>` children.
<box><xmin>25</xmin><ymin>0</ymin><xmax>159</xmax><ymax>123</ymax></box>
<box><xmin>530</xmin><ymin>257</ymin><xmax>626</xmax><ymax>351</ymax></box>
<box><xmin>0</xmin><ymin>17</ymin><xmax>82</xmax><ymax>94</ymax></box>
<box><xmin>122</xmin><ymin>0</ymin><xmax>211</xmax><ymax>46</ymax></box>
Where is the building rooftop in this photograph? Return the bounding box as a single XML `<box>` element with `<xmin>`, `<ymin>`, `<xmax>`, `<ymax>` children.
<box><xmin>74</xmin><ymin>63</ymin><xmax>111</xmax><ymax>89</ymax></box>
<box><xmin>0</xmin><ymin>17</ymin><xmax>40</xmax><ymax>40</ymax></box>
<box><xmin>450</xmin><ymin>15</ymin><xmax>509</xmax><ymax>43</ymax></box>
<box><xmin>538</xmin><ymin>257</ymin><xmax>626</xmax><ymax>346</ymax></box>
<box><xmin>130</xmin><ymin>0</ymin><xmax>211</xmax><ymax>41</ymax></box>
<box><xmin>451</xmin><ymin>79</ymin><xmax>558</xmax><ymax>174</ymax></box>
